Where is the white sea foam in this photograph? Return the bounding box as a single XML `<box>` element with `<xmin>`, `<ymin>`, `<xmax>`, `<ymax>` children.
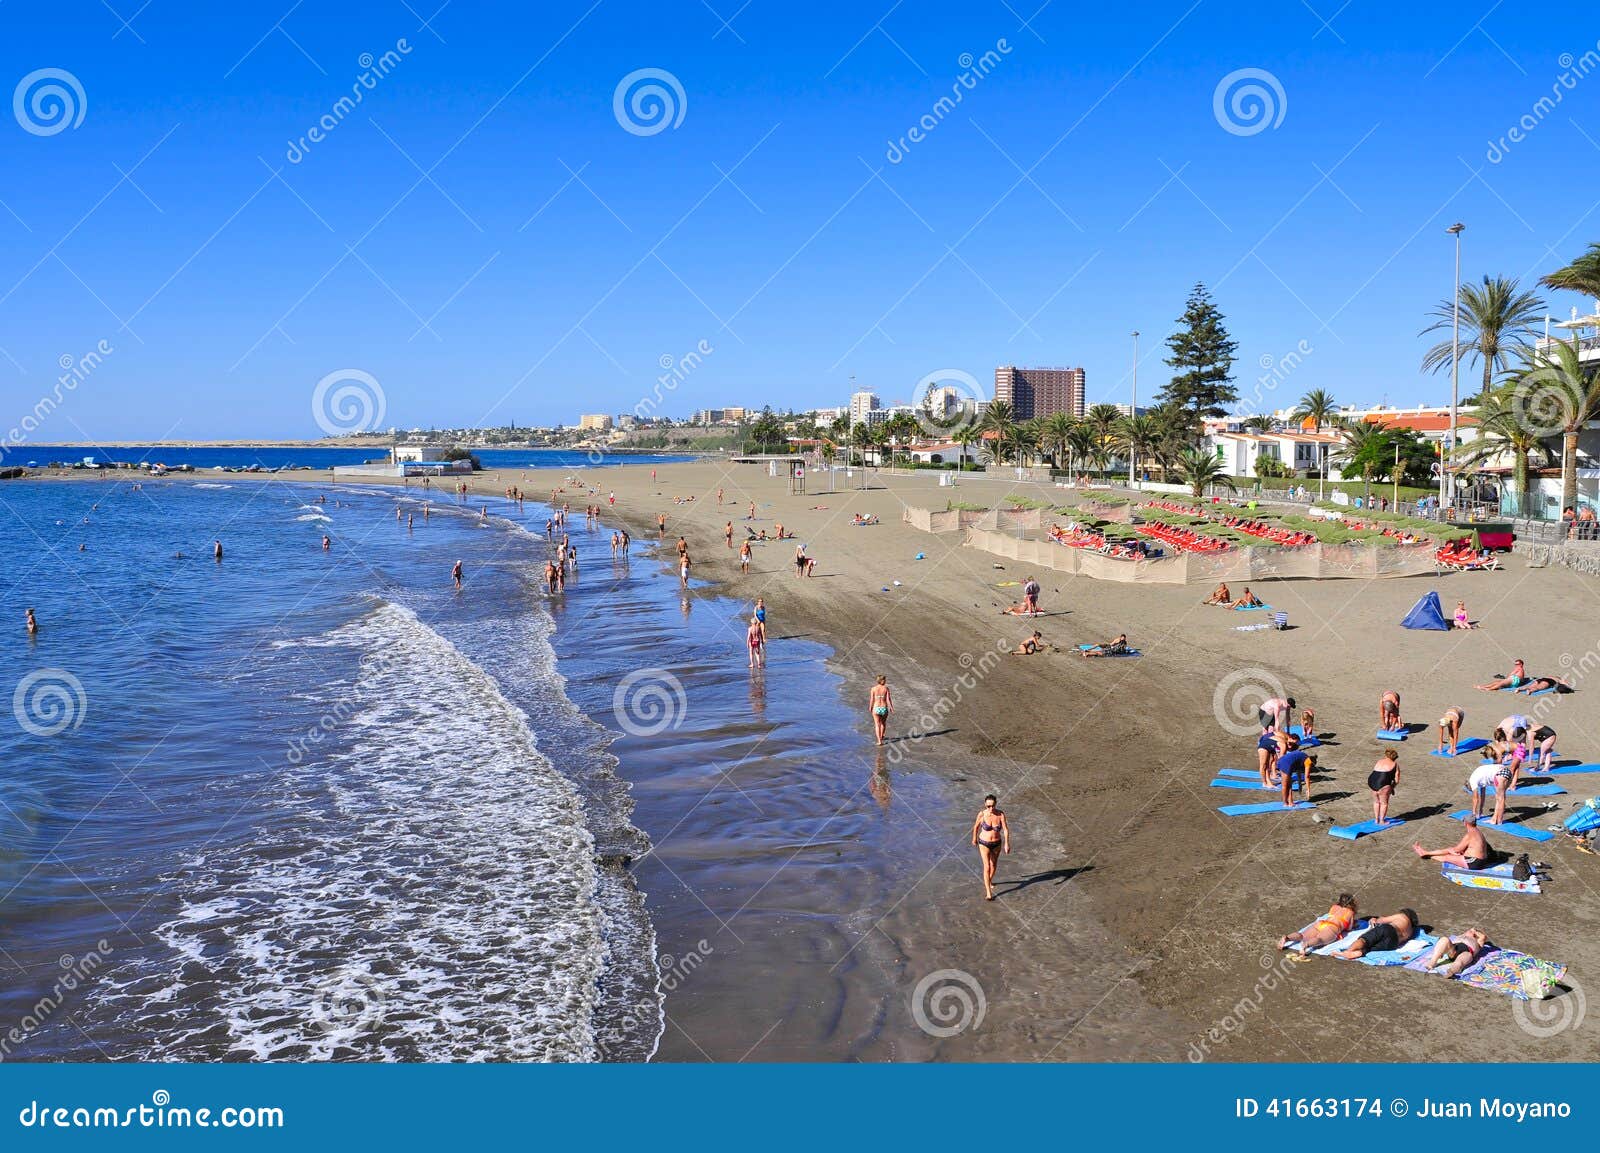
<box><xmin>193</xmin><ymin>483</ymin><xmax>232</xmax><ymax>490</ymax></box>
<box><xmin>294</xmin><ymin>512</ymin><xmax>332</xmax><ymax>523</ymax></box>
<box><xmin>90</xmin><ymin>601</ymin><xmax>607</xmax><ymax>1061</ymax></box>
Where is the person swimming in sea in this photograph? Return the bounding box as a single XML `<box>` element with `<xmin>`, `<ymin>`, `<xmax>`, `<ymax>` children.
<box><xmin>869</xmin><ymin>675</ymin><xmax>892</xmax><ymax>746</ymax></box>
<box><xmin>971</xmin><ymin>794</ymin><xmax>1010</xmax><ymax>901</ymax></box>
<box><xmin>25</xmin><ymin>607</ymin><xmax>37</xmax><ymax>636</ymax></box>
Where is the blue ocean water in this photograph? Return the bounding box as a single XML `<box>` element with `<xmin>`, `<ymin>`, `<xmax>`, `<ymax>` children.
<box><xmin>11</xmin><ymin>445</ymin><xmax>695</xmax><ymax>471</ymax></box>
<box><xmin>0</xmin><ymin>477</ymin><xmax>952</xmax><ymax>1062</ymax></box>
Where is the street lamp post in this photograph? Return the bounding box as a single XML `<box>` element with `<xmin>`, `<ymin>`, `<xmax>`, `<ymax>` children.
<box><xmin>1446</xmin><ymin>222</ymin><xmax>1465</xmax><ymax>514</ymax></box>
<box><xmin>1129</xmin><ymin>330</ymin><xmax>1139</xmax><ymax>488</ymax></box>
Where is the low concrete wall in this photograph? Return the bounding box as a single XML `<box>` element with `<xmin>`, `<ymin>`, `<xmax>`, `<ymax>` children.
<box><xmin>1514</xmin><ymin>541</ymin><xmax>1600</xmax><ymax>577</ymax></box>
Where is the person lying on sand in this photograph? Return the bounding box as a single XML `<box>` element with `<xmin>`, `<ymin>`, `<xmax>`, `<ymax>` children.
<box><xmin>851</xmin><ymin>513</ymin><xmax>879</xmax><ymax>525</ymax></box>
<box><xmin>1000</xmin><ymin>602</ymin><xmax>1041</xmax><ymax>617</ymax></box>
<box><xmin>1335</xmin><ymin>909</ymin><xmax>1418</xmax><ymax>960</ymax></box>
<box><xmin>1413</xmin><ymin>816</ymin><xmax>1495</xmax><ymax>870</ymax></box>
<box><xmin>1230</xmin><ymin>587</ymin><xmax>1263</xmax><ymax>609</ymax></box>
<box><xmin>1012</xmin><ymin>630</ymin><xmax>1046</xmax><ymax>655</ymax></box>
<box><xmin>1512</xmin><ymin>675</ymin><xmax>1567</xmax><ymax>696</ymax></box>
<box><xmin>1080</xmin><ymin>634</ymin><xmax>1130</xmax><ymax>657</ymax></box>
<box><xmin>1424</xmin><ymin>928</ymin><xmax>1489</xmax><ymax>978</ymax></box>
<box><xmin>1277</xmin><ymin>893</ymin><xmax>1358</xmax><ymax>955</ymax></box>
<box><xmin>1201</xmin><ymin>582</ymin><xmax>1231</xmax><ymax>606</ymax></box>
<box><xmin>1475</xmin><ymin>659</ymin><xmax>1527</xmax><ymax>691</ymax></box>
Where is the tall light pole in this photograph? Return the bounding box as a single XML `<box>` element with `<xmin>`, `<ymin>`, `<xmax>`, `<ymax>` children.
<box><xmin>1446</xmin><ymin>222</ymin><xmax>1465</xmax><ymax>513</ymax></box>
<box><xmin>1129</xmin><ymin>330</ymin><xmax>1140</xmax><ymax>488</ymax></box>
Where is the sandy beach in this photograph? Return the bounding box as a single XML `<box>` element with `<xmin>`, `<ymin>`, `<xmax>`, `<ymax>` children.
<box><xmin>20</xmin><ymin>459</ymin><xmax>1595</xmax><ymax>1061</ymax></box>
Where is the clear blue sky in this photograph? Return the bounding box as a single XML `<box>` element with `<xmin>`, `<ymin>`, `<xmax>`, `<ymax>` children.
<box><xmin>1</xmin><ymin>0</ymin><xmax>1596</xmax><ymax>438</ymax></box>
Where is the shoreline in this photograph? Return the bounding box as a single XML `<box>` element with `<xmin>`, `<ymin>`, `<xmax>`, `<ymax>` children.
<box><xmin>25</xmin><ymin>462</ymin><xmax>1599</xmax><ymax>1061</ymax></box>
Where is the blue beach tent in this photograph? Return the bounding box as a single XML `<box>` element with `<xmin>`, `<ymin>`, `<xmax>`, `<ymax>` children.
<box><xmin>1400</xmin><ymin>590</ymin><xmax>1449</xmax><ymax>631</ymax></box>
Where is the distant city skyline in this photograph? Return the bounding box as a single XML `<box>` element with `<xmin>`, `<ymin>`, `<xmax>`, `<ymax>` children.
<box><xmin>2</xmin><ymin>4</ymin><xmax>1594</xmax><ymax>439</ymax></box>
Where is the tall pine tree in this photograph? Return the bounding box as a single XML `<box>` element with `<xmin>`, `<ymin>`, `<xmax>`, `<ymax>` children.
<box><xmin>1159</xmin><ymin>283</ymin><xmax>1239</xmax><ymax>422</ymax></box>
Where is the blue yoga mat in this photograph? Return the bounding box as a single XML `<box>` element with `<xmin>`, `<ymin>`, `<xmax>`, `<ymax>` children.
<box><xmin>1428</xmin><ymin>737</ymin><xmax>1490</xmax><ymax>758</ymax></box>
<box><xmin>1447</xmin><ymin>811</ymin><xmax>1556</xmax><ymax>842</ymax></box>
<box><xmin>1463</xmin><ymin>783</ymin><xmax>1567</xmax><ymax>797</ymax></box>
<box><xmin>1328</xmin><ymin>818</ymin><xmax>1406</xmax><ymax>841</ymax></box>
<box><xmin>1210</xmin><ymin>778</ymin><xmax>1276</xmax><ymax>791</ymax></box>
<box><xmin>1218</xmin><ymin>800</ymin><xmax>1316</xmax><ymax>816</ymax></box>
<box><xmin>1541</xmin><ymin>763</ymin><xmax>1600</xmax><ymax>775</ymax></box>
<box><xmin>1376</xmin><ymin>729</ymin><xmax>1408</xmax><ymax>741</ymax></box>
<box><xmin>1217</xmin><ymin>768</ymin><xmax>1262</xmax><ymax>780</ymax></box>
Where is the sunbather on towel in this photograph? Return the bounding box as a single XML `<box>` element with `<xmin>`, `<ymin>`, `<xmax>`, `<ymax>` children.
<box><xmin>1413</xmin><ymin>816</ymin><xmax>1495</xmax><ymax>870</ymax></box>
<box><xmin>1230</xmin><ymin>587</ymin><xmax>1263</xmax><ymax>609</ymax></box>
<box><xmin>1080</xmin><ymin>633</ymin><xmax>1129</xmax><ymax>657</ymax></box>
<box><xmin>1512</xmin><ymin>675</ymin><xmax>1566</xmax><ymax>695</ymax></box>
<box><xmin>1335</xmin><ymin>908</ymin><xmax>1419</xmax><ymax>959</ymax></box>
<box><xmin>1201</xmin><ymin>582</ymin><xmax>1231</xmax><ymax>606</ymax></box>
<box><xmin>1476</xmin><ymin>659</ymin><xmax>1527</xmax><ymax>691</ymax></box>
<box><xmin>1277</xmin><ymin>893</ymin><xmax>1358</xmax><ymax>955</ymax></box>
<box><xmin>1423</xmin><ymin>928</ymin><xmax>1489</xmax><ymax>978</ymax></box>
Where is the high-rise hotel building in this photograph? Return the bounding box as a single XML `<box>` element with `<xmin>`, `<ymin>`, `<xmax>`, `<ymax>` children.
<box><xmin>993</xmin><ymin>366</ymin><xmax>1086</xmax><ymax>420</ymax></box>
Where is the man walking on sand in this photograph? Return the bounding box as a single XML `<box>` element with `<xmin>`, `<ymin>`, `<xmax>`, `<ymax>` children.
<box><xmin>725</xmin><ymin>521</ymin><xmax>734</xmax><ymax>548</ymax></box>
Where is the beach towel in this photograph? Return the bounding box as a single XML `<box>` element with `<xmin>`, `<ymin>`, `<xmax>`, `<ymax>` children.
<box><xmin>1232</xmin><ymin>603</ymin><xmax>1274</xmax><ymax>612</ymax></box>
<box><xmin>1218</xmin><ymin>800</ymin><xmax>1316</xmax><ymax>816</ymax></box>
<box><xmin>1313</xmin><ymin>925</ymin><xmax>1437</xmax><ymax>966</ymax></box>
<box><xmin>1074</xmin><ymin>645</ymin><xmax>1141</xmax><ymax>657</ymax></box>
<box><xmin>1461</xmin><ymin>782</ymin><xmax>1566</xmax><ymax>797</ymax></box>
<box><xmin>1400</xmin><ymin>590</ymin><xmax>1449</xmax><ymax>631</ymax></box>
<box><xmin>1428</xmin><ymin>737</ymin><xmax>1490</xmax><ymax>758</ymax></box>
<box><xmin>1524</xmin><ymin>685</ymin><xmax>1560</xmax><ymax>697</ymax></box>
<box><xmin>1328</xmin><ymin>818</ymin><xmax>1406</xmax><ymax>841</ymax></box>
<box><xmin>1376</xmin><ymin>729</ymin><xmax>1408</xmax><ymax>741</ymax></box>
<box><xmin>1404</xmin><ymin>946</ymin><xmax>1566</xmax><ymax>999</ymax></box>
<box><xmin>1440</xmin><ymin>862</ymin><xmax>1541</xmax><ymax>894</ymax></box>
<box><xmin>1234</xmin><ymin>623</ymin><xmax>1270</xmax><ymax>632</ymax></box>
<box><xmin>1446</xmin><ymin>810</ymin><xmax>1555</xmax><ymax>842</ymax></box>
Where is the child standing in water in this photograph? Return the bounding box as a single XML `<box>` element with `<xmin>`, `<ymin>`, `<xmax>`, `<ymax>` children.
<box><xmin>869</xmin><ymin>675</ymin><xmax>893</xmax><ymax>745</ymax></box>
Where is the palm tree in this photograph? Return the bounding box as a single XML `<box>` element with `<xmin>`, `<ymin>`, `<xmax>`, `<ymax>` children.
<box><xmin>1066</xmin><ymin>424</ymin><xmax>1096</xmax><ymax>478</ymax></box>
<box><xmin>1293</xmin><ymin>388</ymin><xmax>1337</xmax><ymax>432</ymax></box>
<box><xmin>979</xmin><ymin>399</ymin><xmax>1015</xmax><ymax>466</ymax></box>
<box><xmin>1506</xmin><ymin>337</ymin><xmax>1600</xmax><ymax>512</ymax></box>
<box><xmin>952</xmin><ymin>425</ymin><xmax>977</xmax><ymax>470</ymax></box>
<box><xmin>1118</xmin><ymin>414</ymin><xmax>1158</xmax><ymax>484</ymax></box>
<box><xmin>1541</xmin><ymin>241</ymin><xmax>1600</xmax><ymax>300</ymax></box>
<box><xmin>1038</xmin><ymin>412</ymin><xmax>1075</xmax><ymax>472</ymax></box>
<box><xmin>849</xmin><ymin>421</ymin><xmax>873</xmax><ymax>468</ymax></box>
<box><xmin>1332</xmin><ymin>420</ymin><xmax>1391</xmax><ymax>506</ymax></box>
<box><xmin>1177</xmin><ymin>446</ymin><xmax>1234</xmax><ymax>501</ymax></box>
<box><xmin>1449</xmin><ymin>384</ymin><xmax>1545</xmax><ymax>516</ymax></box>
<box><xmin>1241</xmin><ymin>414</ymin><xmax>1275</xmax><ymax>433</ymax></box>
<box><xmin>1084</xmin><ymin>403</ymin><xmax>1122</xmax><ymax>475</ymax></box>
<box><xmin>1420</xmin><ymin>275</ymin><xmax>1546</xmax><ymax>399</ymax></box>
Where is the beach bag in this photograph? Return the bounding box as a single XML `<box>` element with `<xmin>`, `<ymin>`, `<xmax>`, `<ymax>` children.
<box><xmin>1563</xmin><ymin>797</ymin><xmax>1600</xmax><ymax>836</ymax></box>
<box><xmin>1512</xmin><ymin>854</ymin><xmax>1532</xmax><ymax>882</ymax></box>
<box><xmin>1519</xmin><ymin>960</ymin><xmax>1560</xmax><ymax>1000</ymax></box>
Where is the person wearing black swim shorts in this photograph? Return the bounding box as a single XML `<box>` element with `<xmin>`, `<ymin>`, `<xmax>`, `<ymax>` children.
<box><xmin>1335</xmin><ymin>909</ymin><xmax>1418</xmax><ymax>959</ymax></box>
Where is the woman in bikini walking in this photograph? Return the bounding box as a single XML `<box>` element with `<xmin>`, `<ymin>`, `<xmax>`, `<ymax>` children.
<box><xmin>971</xmin><ymin>794</ymin><xmax>1010</xmax><ymax>901</ymax></box>
<box><xmin>868</xmin><ymin>675</ymin><xmax>892</xmax><ymax>746</ymax></box>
